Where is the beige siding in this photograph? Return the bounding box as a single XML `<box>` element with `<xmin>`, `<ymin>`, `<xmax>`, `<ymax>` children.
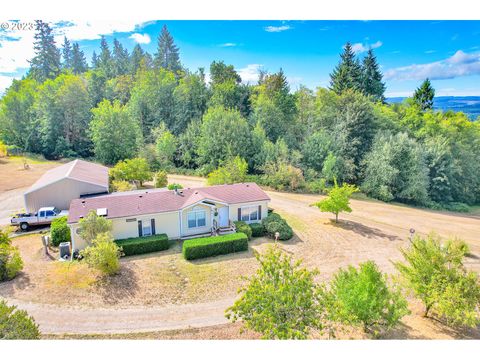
<box><xmin>229</xmin><ymin>201</ymin><xmax>269</xmax><ymax>223</ymax></box>
<box><xmin>24</xmin><ymin>178</ymin><xmax>108</xmax><ymax>213</ymax></box>
<box><xmin>69</xmin><ymin>211</ymin><xmax>181</xmax><ymax>251</ymax></box>
<box><xmin>181</xmin><ymin>203</ymin><xmax>213</xmax><ymax>236</ymax></box>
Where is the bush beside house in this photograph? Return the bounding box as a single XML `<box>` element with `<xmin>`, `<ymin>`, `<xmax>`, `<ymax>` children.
<box><xmin>234</xmin><ymin>221</ymin><xmax>252</xmax><ymax>240</ymax></box>
<box><xmin>262</xmin><ymin>213</ymin><xmax>293</xmax><ymax>240</ymax></box>
<box><xmin>50</xmin><ymin>216</ymin><xmax>71</xmax><ymax>247</ymax></box>
<box><xmin>115</xmin><ymin>234</ymin><xmax>169</xmax><ymax>256</ymax></box>
<box><xmin>182</xmin><ymin>233</ymin><xmax>248</xmax><ymax>260</ymax></box>
<box><xmin>249</xmin><ymin>223</ymin><xmax>265</xmax><ymax>237</ymax></box>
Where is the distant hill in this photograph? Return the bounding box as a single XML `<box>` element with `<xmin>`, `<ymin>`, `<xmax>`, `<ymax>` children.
<box><xmin>387</xmin><ymin>96</ymin><xmax>480</xmax><ymax>120</ymax></box>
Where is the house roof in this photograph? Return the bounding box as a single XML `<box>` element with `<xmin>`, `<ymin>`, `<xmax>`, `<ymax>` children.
<box><xmin>67</xmin><ymin>182</ymin><xmax>270</xmax><ymax>223</ymax></box>
<box><xmin>25</xmin><ymin>159</ymin><xmax>109</xmax><ymax>194</ymax></box>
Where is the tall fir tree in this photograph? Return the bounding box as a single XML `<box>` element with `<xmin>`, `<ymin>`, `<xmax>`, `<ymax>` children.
<box><xmin>130</xmin><ymin>44</ymin><xmax>146</xmax><ymax>74</ymax></box>
<box><xmin>71</xmin><ymin>43</ymin><xmax>88</xmax><ymax>74</ymax></box>
<box><xmin>329</xmin><ymin>42</ymin><xmax>362</xmax><ymax>94</ymax></box>
<box><xmin>361</xmin><ymin>49</ymin><xmax>386</xmax><ymax>102</ymax></box>
<box><xmin>29</xmin><ymin>20</ymin><xmax>61</xmax><ymax>82</ymax></box>
<box><xmin>99</xmin><ymin>36</ymin><xmax>113</xmax><ymax>78</ymax></box>
<box><xmin>413</xmin><ymin>78</ymin><xmax>435</xmax><ymax>111</ymax></box>
<box><xmin>154</xmin><ymin>25</ymin><xmax>182</xmax><ymax>73</ymax></box>
<box><xmin>61</xmin><ymin>37</ymin><xmax>73</xmax><ymax>70</ymax></box>
<box><xmin>112</xmin><ymin>38</ymin><xmax>130</xmax><ymax>77</ymax></box>
<box><xmin>91</xmin><ymin>51</ymin><xmax>99</xmax><ymax>69</ymax></box>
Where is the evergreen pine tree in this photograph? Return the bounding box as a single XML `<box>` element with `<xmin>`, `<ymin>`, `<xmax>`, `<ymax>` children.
<box><xmin>361</xmin><ymin>49</ymin><xmax>386</xmax><ymax>102</ymax></box>
<box><xmin>130</xmin><ymin>44</ymin><xmax>145</xmax><ymax>74</ymax></box>
<box><xmin>413</xmin><ymin>79</ymin><xmax>435</xmax><ymax>111</ymax></box>
<box><xmin>61</xmin><ymin>36</ymin><xmax>73</xmax><ymax>70</ymax></box>
<box><xmin>91</xmin><ymin>51</ymin><xmax>99</xmax><ymax>69</ymax></box>
<box><xmin>329</xmin><ymin>42</ymin><xmax>362</xmax><ymax>94</ymax></box>
<box><xmin>112</xmin><ymin>38</ymin><xmax>130</xmax><ymax>77</ymax></box>
<box><xmin>29</xmin><ymin>20</ymin><xmax>61</xmax><ymax>82</ymax></box>
<box><xmin>71</xmin><ymin>43</ymin><xmax>88</xmax><ymax>74</ymax></box>
<box><xmin>154</xmin><ymin>25</ymin><xmax>182</xmax><ymax>73</ymax></box>
<box><xmin>99</xmin><ymin>36</ymin><xmax>113</xmax><ymax>78</ymax></box>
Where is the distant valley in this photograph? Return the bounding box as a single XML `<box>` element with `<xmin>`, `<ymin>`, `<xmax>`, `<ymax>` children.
<box><xmin>387</xmin><ymin>96</ymin><xmax>480</xmax><ymax>120</ymax></box>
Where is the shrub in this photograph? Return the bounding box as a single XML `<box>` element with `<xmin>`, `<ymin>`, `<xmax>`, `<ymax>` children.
<box><xmin>261</xmin><ymin>213</ymin><xmax>293</xmax><ymax>241</ymax></box>
<box><xmin>0</xmin><ymin>141</ymin><xmax>7</xmax><ymax>158</ymax></box>
<box><xmin>0</xmin><ymin>300</ymin><xmax>40</xmax><ymax>339</ymax></box>
<box><xmin>262</xmin><ymin>162</ymin><xmax>305</xmax><ymax>191</ymax></box>
<box><xmin>0</xmin><ymin>244</ymin><xmax>23</xmax><ymax>281</ymax></box>
<box><xmin>154</xmin><ymin>170</ymin><xmax>168</xmax><ymax>188</ymax></box>
<box><xmin>327</xmin><ymin>261</ymin><xmax>409</xmax><ymax>336</ymax></box>
<box><xmin>444</xmin><ymin>202</ymin><xmax>470</xmax><ymax>213</ymax></box>
<box><xmin>50</xmin><ymin>216</ymin><xmax>71</xmax><ymax>247</ymax></box>
<box><xmin>111</xmin><ymin>180</ymin><xmax>135</xmax><ymax>192</ymax></box>
<box><xmin>182</xmin><ymin>233</ymin><xmax>248</xmax><ymax>260</ymax></box>
<box><xmin>249</xmin><ymin>223</ymin><xmax>265</xmax><ymax>237</ymax></box>
<box><xmin>80</xmin><ymin>233</ymin><xmax>121</xmax><ymax>276</ymax></box>
<box><xmin>115</xmin><ymin>234</ymin><xmax>169</xmax><ymax>256</ymax></box>
<box><xmin>234</xmin><ymin>221</ymin><xmax>252</xmax><ymax>241</ymax></box>
<box><xmin>305</xmin><ymin>179</ymin><xmax>328</xmax><ymax>194</ymax></box>
<box><xmin>167</xmin><ymin>183</ymin><xmax>183</xmax><ymax>190</ymax></box>
<box><xmin>0</xmin><ymin>228</ymin><xmax>11</xmax><ymax>246</ymax></box>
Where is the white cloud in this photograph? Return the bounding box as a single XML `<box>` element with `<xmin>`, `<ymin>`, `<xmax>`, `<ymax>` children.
<box><xmin>264</xmin><ymin>25</ymin><xmax>291</xmax><ymax>33</ymax></box>
<box><xmin>384</xmin><ymin>50</ymin><xmax>480</xmax><ymax>81</ymax></box>
<box><xmin>219</xmin><ymin>42</ymin><xmax>237</xmax><ymax>47</ymax></box>
<box><xmin>237</xmin><ymin>64</ymin><xmax>263</xmax><ymax>83</ymax></box>
<box><xmin>129</xmin><ymin>33</ymin><xmax>151</xmax><ymax>44</ymax></box>
<box><xmin>0</xmin><ymin>75</ymin><xmax>17</xmax><ymax>95</ymax></box>
<box><xmin>351</xmin><ymin>40</ymin><xmax>383</xmax><ymax>54</ymax></box>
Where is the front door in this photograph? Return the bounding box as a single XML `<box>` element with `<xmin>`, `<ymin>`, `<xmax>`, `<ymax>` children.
<box><xmin>218</xmin><ymin>206</ymin><xmax>229</xmax><ymax>227</ymax></box>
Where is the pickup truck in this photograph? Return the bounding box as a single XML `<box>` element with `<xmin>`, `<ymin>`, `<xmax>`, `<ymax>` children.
<box><xmin>11</xmin><ymin>207</ymin><xmax>69</xmax><ymax>231</ymax></box>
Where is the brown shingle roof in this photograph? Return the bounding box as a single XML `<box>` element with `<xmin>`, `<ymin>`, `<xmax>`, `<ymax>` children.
<box><xmin>67</xmin><ymin>182</ymin><xmax>270</xmax><ymax>223</ymax></box>
<box><xmin>25</xmin><ymin>159</ymin><xmax>109</xmax><ymax>194</ymax></box>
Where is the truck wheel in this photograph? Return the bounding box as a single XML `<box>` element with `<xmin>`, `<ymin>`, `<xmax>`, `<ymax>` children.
<box><xmin>20</xmin><ymin>222</ymin><xmax>29</xmax><ymax>231</ymax></box>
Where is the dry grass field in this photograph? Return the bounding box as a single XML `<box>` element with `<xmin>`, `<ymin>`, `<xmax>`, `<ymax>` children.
<box><xmin>1</xmin><ymin>161</ymin><xmax>479</xmax><ymax>338</ymax></box>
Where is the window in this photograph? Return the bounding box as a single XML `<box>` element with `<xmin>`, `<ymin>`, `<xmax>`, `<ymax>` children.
<box><xmin>142</xmin><ymin>221</ymin><xmax>152</xmax><ymax>236</ymax></box>
<box><xmin>39</xmin><ymin>211</ymin><xmax>45</xmax><ymax>217</ymax></box>
<box><xmin>46</xmin><ymin>210</ymin><xmax>55</xmax><ymax>217</ymax></box>
<box><xmin>241</xmin><ymin>206</ymin><xmax>259</xmax><ymax>222</ymax></box>
<box><xmin>187</xmin><ymin>210</ymin><xmax>206</xmax><ymax>229</ymax></box>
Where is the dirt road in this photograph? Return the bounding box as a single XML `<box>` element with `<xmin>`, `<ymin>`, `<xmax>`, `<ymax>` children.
<box><xmin>3</xmin><ymin>296</ymin><xmax>233</xmax><ymax>334</ymax></box>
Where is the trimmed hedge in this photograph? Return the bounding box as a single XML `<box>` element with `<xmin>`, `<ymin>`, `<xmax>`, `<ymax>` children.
<box><xmin>115</xmin><ymin>234</ymin><xmax>169</xmax><ymax>256</ymax></box>
<box><xmin>182</xmin><ymin>233</ymin><xmax>248</xmax><ymax>260</ymax></box>
<box><xmin>249</xmin><ymin>223</ymin><xmax>265</xmax><ymax>237</ymax></box>
<box><xmin>261</xmin><ymin>213</ymin><xmax>294</xmax><ymax>241</ymax></box>
<box><xmin>234</xmin><ymin>221</ymin><xmax>252</xmax><ymax>240</ymax></box>
<box><xmin>50</xmin><ymin>216</ymin><xmax>71</xmax><ymax>247</ymax></box>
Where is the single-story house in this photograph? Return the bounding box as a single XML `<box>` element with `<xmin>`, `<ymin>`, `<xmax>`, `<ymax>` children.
<box><xmin>67</xmin><ymin>182</ymin><xmax>270</xmax><ymax>251</ymax></box>
<box><xmin>24</xmin><ymin>159</ymin><xmax>109</xmax><ymax>213</ymax></box>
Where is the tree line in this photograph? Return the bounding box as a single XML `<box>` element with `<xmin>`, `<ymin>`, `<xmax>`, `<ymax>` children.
<box><xmin>1</xmin><ymin>20</ymin><xmax>479</xmax><ymax>209</ymax></box>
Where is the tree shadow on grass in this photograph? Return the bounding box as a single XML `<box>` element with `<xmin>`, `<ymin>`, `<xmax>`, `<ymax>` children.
<box><xmin>0</xmin><ymin>272</ymin><xmax>33</xmax><ymax>297</ymax></box>
<box><xmin>329</xmin><ymin>219</ymin><xmax>403</xmax><ymax>242</ymax></box>
<box><xmin>383</xmin><ymin>317</ymin><xmax>480</xmax><ymax>340</ymax></box>
<box><xmin>94</xmin><ymin>264</ymin><xmax>139</xmax><ymax>305</ymax></box>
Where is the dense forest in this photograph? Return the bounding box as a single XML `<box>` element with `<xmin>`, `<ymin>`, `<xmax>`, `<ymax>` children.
<box><xmin>1</xmin><ymin>21</ymin><xmax>479</xmax><ymax>210</ymax></box>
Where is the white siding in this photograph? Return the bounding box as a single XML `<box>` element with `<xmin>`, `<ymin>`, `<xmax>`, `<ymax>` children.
<box><xmin>24</xmin><ymin>178</ymin><xmax>108</xmax><ymax>213</ymax></box>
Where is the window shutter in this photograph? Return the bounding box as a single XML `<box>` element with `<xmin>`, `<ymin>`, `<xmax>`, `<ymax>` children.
<box><xmin>138</xmin><ymin>220</ymin><xmax>143</xmax><ymax>237</ymax></box>
<box><xmin>151</xmin><ymin>218</ymin><xmax>156</xmax><ymax>235</ymax></box>
<box><xmin>237</xmin><ymin>208</ymin><xmax>241</xmax><ymax>221</ymax></box>
<box><xmin>258</xmin><ymin>205</ymin><xmax>262</xmax><ymax>220</ymax></box>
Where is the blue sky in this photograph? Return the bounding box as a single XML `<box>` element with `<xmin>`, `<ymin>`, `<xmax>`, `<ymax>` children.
<box><xmin>1</xmin><ymin>20</ymin><xmax>480</xmax><ymax>96</ymax></box>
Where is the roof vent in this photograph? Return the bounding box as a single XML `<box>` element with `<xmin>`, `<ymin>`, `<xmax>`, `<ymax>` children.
<box><xmin>139</xmin><ymin>195</ymin><xmax>143</xmax><ymax>198</ymax></box>
<box><xmin>96</xmin><ymin>208</ymin><xmax>108</xmax><ymax>217</ymax></box>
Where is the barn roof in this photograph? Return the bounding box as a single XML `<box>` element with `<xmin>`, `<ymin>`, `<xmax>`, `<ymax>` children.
<box><xmin>68</xmin><ymin>182</ymin><xmax>270</xmax><ymax>223</ymax></box>
<box><xmin>25</xmin><ymin>159</ymin><xmax>109</xmax><ymax>194</ymax></box>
